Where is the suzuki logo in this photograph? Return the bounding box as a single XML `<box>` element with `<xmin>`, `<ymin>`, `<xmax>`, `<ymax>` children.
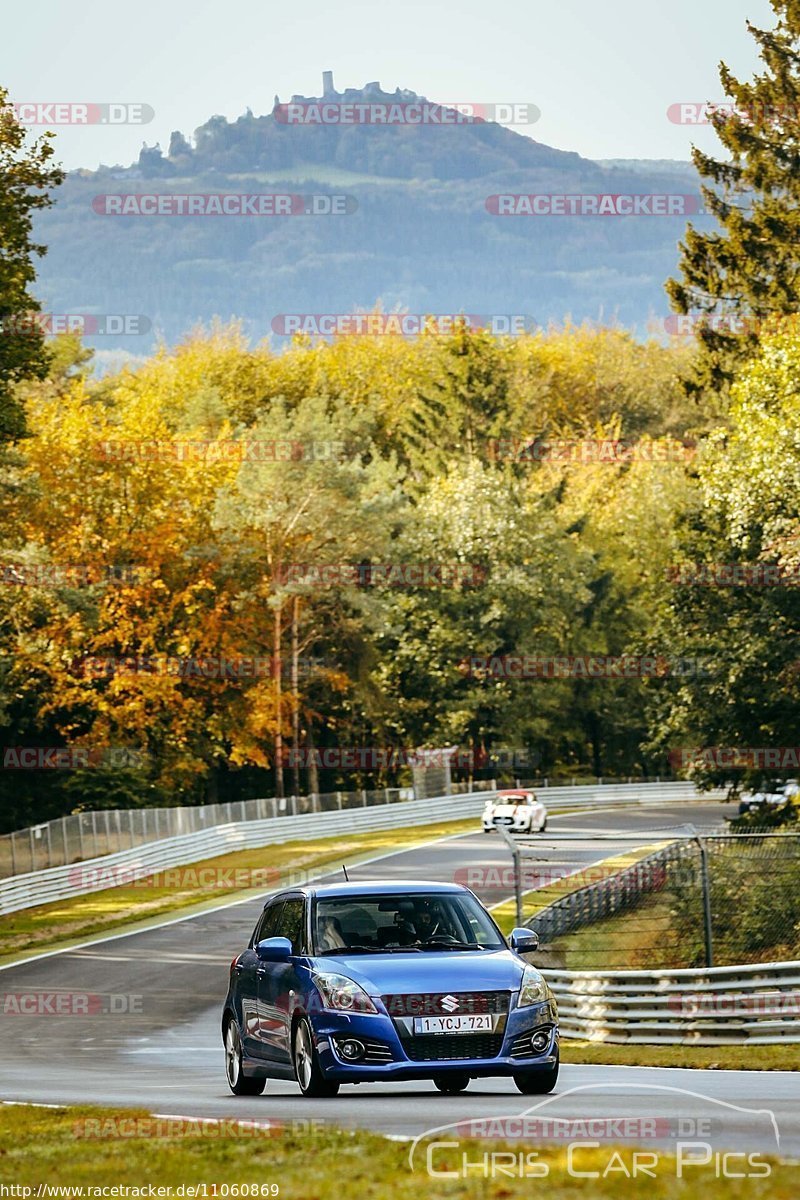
<box><xmin>440</xmin><ymin>994</ymin><xmax>460</xmax><ymax>1012</ymax></box>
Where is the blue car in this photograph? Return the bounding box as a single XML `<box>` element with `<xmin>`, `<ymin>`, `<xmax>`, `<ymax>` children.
<box><xmin>222</xmin><ymin>879</ymin><xmax>558</xmax><ymax>1097</ymax></box>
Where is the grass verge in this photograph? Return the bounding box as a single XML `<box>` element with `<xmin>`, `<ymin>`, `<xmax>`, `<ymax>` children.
<box><xmin>561</xmin><ymin>1040</ymin><xmax>800</xmax><ymax>1071</ymax></box>
<box><xmin>0</xmin><ymin>1103</ymin><xmax>794</xmax><ymax>1197</ymax></box>
<box><xmin>0</xmin><ymin>818</ymin><xmax>478</xmax><ymax>964</ymax></box>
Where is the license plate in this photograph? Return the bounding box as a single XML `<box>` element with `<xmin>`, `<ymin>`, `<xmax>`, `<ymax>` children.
<box><xmin>413</xmin><ymin>1014</ymin><xmax>493</xmax><ymax>1034</ymax></box>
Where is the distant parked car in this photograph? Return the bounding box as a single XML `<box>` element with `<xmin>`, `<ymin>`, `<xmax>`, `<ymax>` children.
<box><xmin>482</xmin><ymin>790</ymin><xmax>547</xmax><ymax>834</ymax></box>
<box><xmin>738</xmin><ymin>780</ymin><xmax>800</xmax><ymax>815</ymax></box>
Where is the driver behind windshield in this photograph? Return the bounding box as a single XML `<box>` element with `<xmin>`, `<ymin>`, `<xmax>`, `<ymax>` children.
<box><xmin>410</xmin><ymin>898</ymin><xmax>449</xmax><ymax>941</ymax></box>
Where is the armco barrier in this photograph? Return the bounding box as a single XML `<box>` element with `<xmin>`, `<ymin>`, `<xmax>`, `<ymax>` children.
<box><xmin>0</xmin><ymin>781</ymin><xmax>706</xmax><ymax>915</ymax></box>
<box><xmin>544</xmin><ymin>960</ymin><xmax>800</xmax><ymax>1044</ymax></box>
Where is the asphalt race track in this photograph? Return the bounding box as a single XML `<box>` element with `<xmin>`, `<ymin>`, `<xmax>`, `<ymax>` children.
<box><xmin>1</xmin><ymin>801</ymin><xmax>797</xmax><ymax>1156</ymax></box>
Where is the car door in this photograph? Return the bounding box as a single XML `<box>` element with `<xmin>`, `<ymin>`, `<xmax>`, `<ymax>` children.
<box><xmin>256</xmin><ymin>894</ymin><xmax>307</xmax><ymax>1066</ymax></box>
<box><xmin>241</xmin><ymin>899</ymin><xmax>285</xmax><ymax>1061</ymax></box>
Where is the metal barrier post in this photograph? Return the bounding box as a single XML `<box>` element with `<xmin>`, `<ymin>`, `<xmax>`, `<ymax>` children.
<box><xmin>690</xmin><ymin>827</ymin><xmax>714</xmax><ymax>969</ymax></box>
<box><xmin>498</xmin><ymin>826</ymin><xmax>524</xmax><ymax>926</ymax></box>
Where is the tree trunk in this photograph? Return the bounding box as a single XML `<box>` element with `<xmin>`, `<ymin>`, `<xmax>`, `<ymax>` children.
<box><xmin>306</xmin><ymin>719</ymin><xmax>320</xmax><ymax>796</ymax></box>
<box><xmin>273</xmin><ymin>603</ymin><xmax>284</xmax><ymax>798</ymax></box>
<box><xmin>291</xmin><ymin>594</ymin><xmax>301</xmax><ymax>798</ymax></box>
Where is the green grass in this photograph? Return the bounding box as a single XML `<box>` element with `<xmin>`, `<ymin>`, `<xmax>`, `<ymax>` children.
<box><xmin>561</xmin><ymin>1040</ymin><xmax>800</xmax><ymax>1070</ymax></box>
<box><xmin>0</xmin><ymin>1104</ymin><xmax>795</xmax><ymax>1198</ymax></box>
<box><xmin>0</xmin><ymin>818</ymin><xmax>478</xmax><ymax>964</ymax></box>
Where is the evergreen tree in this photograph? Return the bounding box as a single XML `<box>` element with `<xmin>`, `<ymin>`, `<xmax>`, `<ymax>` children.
<box><xmin>0</xmin><ymin>87</ymin><xmax>63</xmax><ymax>441</ymax></box>
<box><xmin>666</xmin><ymin>0</ymin><xmax>800</xmax><ymax>397</ymax></box>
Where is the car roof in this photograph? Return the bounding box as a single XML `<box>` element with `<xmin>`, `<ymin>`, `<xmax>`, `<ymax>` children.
<box><xmin>266</xmin><ymin>879</ymin><xmax>469</xmax><ymax>903</ymax></box>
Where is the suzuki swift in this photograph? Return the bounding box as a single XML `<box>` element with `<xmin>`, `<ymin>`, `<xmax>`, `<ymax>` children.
<box><xmin>222</xmin><ymin>880</ymin><xmax>558</xmax><ymax>1097</ymax></box>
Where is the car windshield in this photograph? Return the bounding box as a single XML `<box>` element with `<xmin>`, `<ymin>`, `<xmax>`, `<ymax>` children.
<box><xmin>314</xmin><ymin>892</ymin><xmax>505</xmax><ymax>954</ymax></box>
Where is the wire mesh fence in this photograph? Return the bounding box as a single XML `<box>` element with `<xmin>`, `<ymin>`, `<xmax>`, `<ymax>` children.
<box><xmin>0</xmin><ymin>786</ymin><xmax>423</xmax><ymax>878</ymax></box>
<box><xmin>518</xmin><ymin>831</ymin><xmax>800</xmax><ymax>971</ymax></box>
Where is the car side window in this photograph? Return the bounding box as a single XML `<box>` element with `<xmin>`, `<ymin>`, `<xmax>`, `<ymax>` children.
<box><xmin>276</xmin><ymin>898</ymin><xmax>306</xmax><ymax>954</ymax></box>
<box><xmin>252</xmin><ymin>900</ymin><xmax>285</xmax><ymax>947</ymax></box>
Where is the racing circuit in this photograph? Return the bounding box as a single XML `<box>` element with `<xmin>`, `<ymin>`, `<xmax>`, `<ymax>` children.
<box><xmin>1</xmin><ymin>801</ymin><xmax>797</xmax><ymax>1156</ymax></box>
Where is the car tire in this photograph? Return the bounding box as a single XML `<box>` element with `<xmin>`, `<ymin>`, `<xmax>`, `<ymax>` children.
<box><xmin>540</xmin><ymin>817</ymin><xmax>547</xmax><ymax>832</ymax></box>
<box><xmin>224</xmin><ymin>1019</ymin><xmax>266</xmax><ymax>1096</ymax></box>
<box><xmin>293</xmin><ymin>1016</ymin><xmax>340</xmax><ymax>1098</ymax></box>
<box><xmin>513</xmin><ymin>1053</ymin><xmax>559</xmax><ymax>1095</ymax></box>
<box><xmin>433</xmin><ymin>1073</ymin><xmax>470</xmax><ymax>1094</ymax></box>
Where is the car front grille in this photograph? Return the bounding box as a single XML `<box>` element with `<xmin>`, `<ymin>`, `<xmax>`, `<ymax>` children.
<box><xmin>403</xmin><ymin>1033</ymin><xmax>504</xmax><ymax>1061</ymax></box>
<box><xmin>382</xmin><ymin>991</ymin><xmax>510</xmax><ymax>1017</ymax></box>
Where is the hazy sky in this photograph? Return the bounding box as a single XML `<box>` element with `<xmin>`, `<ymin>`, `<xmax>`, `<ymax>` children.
<box><xmin>3</xmin><ymin>0</ymin><xmax>776</xmax><ymax>170</ymax></box>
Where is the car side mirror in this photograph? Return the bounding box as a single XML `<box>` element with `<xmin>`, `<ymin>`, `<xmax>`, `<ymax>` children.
<box><xmin>256</xmin><ymin>936</ymin><xmax>293</xmax><ymax>962</ymax></box>
<box><xmin>509</xmin><ymin>927</ymin><xmax>539</xmax><ymax>954</ymax></box>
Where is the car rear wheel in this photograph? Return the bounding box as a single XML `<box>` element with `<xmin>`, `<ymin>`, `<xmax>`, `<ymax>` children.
<box><xmin>293</xmin><ymin>1017</ymin><xmax>339</xmax><ymax>1098</ymax></box>
<box><xmin>513</xmin><ymin>1053</ymin><xmax>559</xmax><ymax>1094</ymax></box>
<box><xmin>433</xmin><ymin>1072</ymin><xmax>470</xmax><ymax>1094</ymax></box>
<box><xmin>224</xmin><ymin>1020</ymin><xmax>266</xmax><ymax>1096</ymax></box>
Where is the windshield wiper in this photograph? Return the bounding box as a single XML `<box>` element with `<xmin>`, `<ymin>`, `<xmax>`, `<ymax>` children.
<box><xmin>413</xmin><ymin>940</ymin><xmax>497</xmax><ymax>951</ymax></box>
<box><xmin>316</xmin><ymin>944</ymin><xmax>422</xmax><ymax>955</ymax></box>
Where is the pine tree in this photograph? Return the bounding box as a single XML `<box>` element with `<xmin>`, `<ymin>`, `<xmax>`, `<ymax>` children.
<box><xmin>0</xmin><ymin>87</ymin><xmax>63</xmax><ymax>441</ymax></box>
<box><xmin>666</xmin><ymin>0</ymin><xmax>800</xmax><ymax>396</ymax></box>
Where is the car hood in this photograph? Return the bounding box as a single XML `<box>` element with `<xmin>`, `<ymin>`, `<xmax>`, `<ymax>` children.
<box><xmin>308</xmin><ymin>949</ymin><xmax>528</xmax><ymax>996</ymax></box>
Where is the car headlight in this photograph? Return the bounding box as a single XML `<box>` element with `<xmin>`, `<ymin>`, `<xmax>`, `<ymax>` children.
<box><xmin>311</xmin><ymin>971</ymin><xmax>377</xmax><ymax>1013</ymax></box>
<box><xmin>518</xmin><ymin>966</ymin><xmax>548</xmax><ymax>1007</ymax></box>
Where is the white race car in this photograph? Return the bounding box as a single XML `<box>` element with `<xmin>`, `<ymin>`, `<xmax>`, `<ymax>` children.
<box><xmin>482</xmin><ymin>789</ymin><xmax>547</xmax><ymax>834</ymax></box>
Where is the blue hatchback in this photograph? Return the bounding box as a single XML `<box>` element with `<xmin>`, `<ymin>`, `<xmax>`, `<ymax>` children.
<box><xmin>222</xmin><ymin>880</ymin><xmax>558</xmax><ymax>1097</ymax></box>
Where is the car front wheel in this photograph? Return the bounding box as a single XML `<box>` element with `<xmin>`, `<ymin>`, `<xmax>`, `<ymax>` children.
<box><xmin>433</xmin><ymin>1072</ymin><xmax>470</xmax><ymax>1094</ymax></box>
<box><xmin>293</xmin><ymin>1017</ymin><xmax>340</xmax><ymax>1098</ymax></box>
<box><xmin>513</xmin><ymin>1053</ymin><xmax>559</xmax><ymax>1094</ymax></box>
<box><xmin>224</xmin><ymin>1020</ymin><xmax>266</xmax><ymax>1096</ymax></box>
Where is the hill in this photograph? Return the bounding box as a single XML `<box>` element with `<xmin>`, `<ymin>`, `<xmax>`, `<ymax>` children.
<box><xmin>31</xmin><ymin>74</ymin><xmax>710</xmax><ymax>356</ymax></box>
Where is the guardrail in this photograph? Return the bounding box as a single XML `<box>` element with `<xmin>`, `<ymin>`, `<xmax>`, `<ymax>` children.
<box><xmin>543</xmin><ymin>960</ymin><xmax>800</xmax><ymax>1044</ymax></box>
<box><xmin>0</xmin><ymin>780</ymin><xmax>706</xmax><ymax>916</ymax></box>
<box><xmin>0</xmin><ymin>775</ymin><xmax>682</xmax><ymax>879</ymax></box>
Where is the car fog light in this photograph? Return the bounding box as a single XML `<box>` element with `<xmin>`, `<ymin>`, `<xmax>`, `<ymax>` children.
<box><xmin>339</xmin><ymin>1038</ymin><xmax>365</xmax><ymax>1061</ymax></box>
<box><xmin>531</xmin><ymin>1030</ymin><xmax>550</xmax><ymax>1052</ymax></box>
